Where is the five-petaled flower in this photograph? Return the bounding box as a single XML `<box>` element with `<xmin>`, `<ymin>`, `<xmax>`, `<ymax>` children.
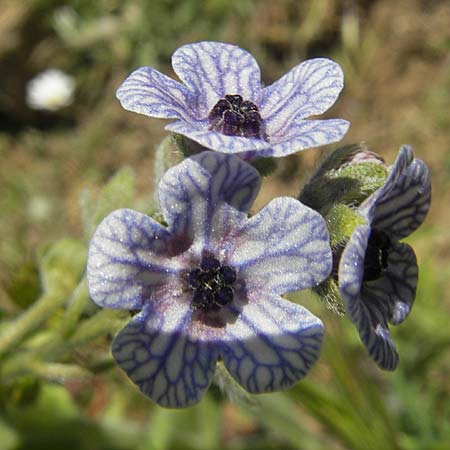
<box><xmin>116</xmin><ymin>41</ymin><xmax>349</xmax><ymax>158</ymax></box>
<box><xmin>338</xmin><ymin>146</ymin><xmax>431</xmax><ymax>370</ymax></box>
<box><xmin>87</xmin><ymin>151</ymin><xmax>332</xmax><ymax>407</ymax></box>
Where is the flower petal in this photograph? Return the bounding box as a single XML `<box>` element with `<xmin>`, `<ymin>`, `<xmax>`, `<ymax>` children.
<box><xmin>116</xmin><ymin>67</ymin><xmax>196</xmax><ymax>121</ymax></box>
<box><xmin>368</xmin><ymin>146</ymin><xmax>431</xmax><ymax>240</ymax></box>
<box><xmin>367</xmin><ymin>242</ymin><xmax>418</xmax><ymax>326</ymax></box>
<box><xmin>171</xmin><ymin>41</ymin><xmax>262</xmax><ymax>117</ymax></box>
<box><xmin>220</xmin><ymin>294</ymin><xmax>323</xmax><ymax>393</ymax></box>
<box><xmin>269</xmin><ymin>119</ymin><xmax>350</xmax><ymax>157</ymax></box>
<box><xmin>166</xmin><ymin>121</ymin><xmax>273</xmax><ymax>156</ymax></box>
<box><xmin>87</xmin><ymin>209</ymin><xmax>180</xmax><ymax>310</ymax></box>
<box><xmin>229</xmin><ymin>197</ymin><xmax>332</xmax><ymax>294</ymax></box>
<box><xmin>158</xmin><ymin>151</ymin><xmax>261</xmax><ymax>248</ymax></box>
<box><xmin>261</xmin><ymin>58</ymin><xmax>344</xmax><ymax>138</ymax></box>
<box><xmin>112</xmin><ymin>302</ymin><xmax>218</xmax><ymax>408</ymax></box>
<box><xmin>339</xmin><ymin>225</ymin><xmax>399</xmax><ymax>370</ymax></box>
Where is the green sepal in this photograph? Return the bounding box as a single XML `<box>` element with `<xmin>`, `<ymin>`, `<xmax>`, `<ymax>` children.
<box><xmin>313</xmin><ymin>277</ymin><xmax>345</xmax><ymax>316</ymax></box>
<box><xmin>150</xmin><ymin>211</ymin><xmax>168</xmax><ymax>227</ymax></box>
<box><xmin>315</xmin><ymin>205</ymin><xmax>366</xmax><ymax>315</ymax></box>
<box><xmin>309</xmin><ymin>143</ymin><xmax>373</xmax><ymax>175</ymax></box>
<box><xmin>325</xmin><ymin>204</ymin><xmax>367</xmax><ymax>248</ymax></box>
<box><xmin>299</xmin><ymin>172</ymin><xmax>360</xmax><ymax>215</ymax></box>
<box><xmin>299</xmin><ymin>143</ymin><xmax>388</xmax><ymax>215</ymax></box>
<box><xmin>251</xmin><ymin>157</ymin><xmax>278</xmax><ymax>177</ymax></box>
<box><xmin>213</xmin><ymin>362</ymin><xmax>257</xmax><ymax>407</ymax></box>
<box><xmin>171</xmin><ymin>133</ymin><xmax>206</xmax><ymax>157</ymax></box>
<box><xmin>327</xmin><ymin>162</ymin><xmax>388</xmax><ymax>206</ymax></box>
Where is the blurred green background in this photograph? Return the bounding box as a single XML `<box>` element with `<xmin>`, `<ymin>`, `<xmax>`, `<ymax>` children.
<box><xmin>0</xmin><ymin>0</ymin><xmax>449</xmax><ymax>449</ymax></box>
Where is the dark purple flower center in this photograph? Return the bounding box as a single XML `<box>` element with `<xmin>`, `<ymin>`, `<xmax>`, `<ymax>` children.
<box><xmin>363</xmin><ymin>230</ymin><xmax>391</xmax><ymax>282</ymax></box>
<box><xmin>185</xmin><ymin>255</ymin><xmax>237</xmax><ymax>312</ymax></box>
<box><xmin>208</xmin><ymin>94</ymin><xmax>263</xmax><ymax>138</ymax></box>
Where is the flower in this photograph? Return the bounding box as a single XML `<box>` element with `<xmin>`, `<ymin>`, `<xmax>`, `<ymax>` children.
<box><xmin>338</xmin><ymin>146</ymin><xmax>431</xmax><ymax>370</ymax></box>
<box><xmin>87</xmin><ymin>151</ymin><xmax>332</xmax><ymax>407</ymax></box>
<box><xmin>26</xmin><ymin>69</ymin><xmax>75</xmax><ymax>111</ymax></box>
<box><xmin>116</xmin><ymin>41</ymin><xmax>349</xmax><ymax>158</ymax></box>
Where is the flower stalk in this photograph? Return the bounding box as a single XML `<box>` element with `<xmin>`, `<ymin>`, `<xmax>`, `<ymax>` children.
<box><xmin>0</xmin><ymin>290</ymin><xmax>66</xmax><ymax>358</ymax></box>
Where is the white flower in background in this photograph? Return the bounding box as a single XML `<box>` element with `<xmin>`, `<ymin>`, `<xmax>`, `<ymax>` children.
<box><xmin>26</xmin><ymin>69</ymin><xmax>75</xmax><ymax>111</ymax></box>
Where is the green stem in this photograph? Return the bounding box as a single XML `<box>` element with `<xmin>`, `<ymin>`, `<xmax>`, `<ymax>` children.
<box><xmin>30</xmin><ymin>361</ymin><xmax>91</xmax><ymax>382</ymax></box>
<box><xmin>0</xmin><ymin>290</ymin><xmax>64</xmax><ymax>357</ymax></box>
<box><xmin>59</xmin><ymin>277</ymin><xmax>90</xmax><ymax>339</ymax></box>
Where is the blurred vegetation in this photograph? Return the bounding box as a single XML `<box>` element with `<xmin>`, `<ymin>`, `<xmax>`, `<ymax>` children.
<box><xmin>1</xmin><ymin>0</ymin><xmax>449</xmax><ymax>449</ymax></box>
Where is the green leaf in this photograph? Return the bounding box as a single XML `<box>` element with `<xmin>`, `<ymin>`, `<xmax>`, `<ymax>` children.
<box><xmin>0</xmin><ymin>418</ymin><xmax>20</xmax><ymax>450</ymax></box>
<box><xmin>39</xmin><ymin>238</ymin><xmax>86</xmax><ymax>295</ymax></box>
<box><xmin>83</xmin><ymin>166</ymin><xmax>136</xmax><ymax>237</ymax></box>
<box><xmin>152</xmin><ymin>136</ymin><xmax>184</xmax><ymax>207</ymax></box>
<box><xmin>139</xmin><ymin>408</ymin><xmax>174</xmax><ymax>450</ymax></box>
<box><xmin>242</xmin><ymin>393</ymin><xmax>321</xmax><ymax>450</ymax></box>
<box><xmin>5</xmin><ymin>260</ymin><xmax>40</xmax><ymax>310</ymax></box>
<box><xmin>66</xmin><ymin>309</ymin><xmax>129</xmax><ymax>349</ymax></box>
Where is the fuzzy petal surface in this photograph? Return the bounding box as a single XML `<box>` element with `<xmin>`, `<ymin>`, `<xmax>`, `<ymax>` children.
<box><xmin>158</xmin><ymin>151</ymin><xmax>260</xmax><ymax>248</ymax></box>
<box><xmin>339</xmin><ymin>225</ymin><xmax>406</xmax><ymax>370</ymax></box>
<box><xmin>261</xmin><ymin>58</ymin><xmax>344</xmax><ymax>137</ymax></box>
<box><xmin>367</xmin><ymin>146</ymin><xmax>431</xmax><ymax>240</ymax></box>
<box><xmin>116</xmin><ymin>67</ymin><xmax>196</xmax><ymax>121</ymax></box>
<box><xmin>230</xmin><ymin>197</ymin><xmax>331</xmax><ymax>294</ymax></box>
<box><xmin>112</xmin><ymin>302</ymin><xmax>219</xmax><ymax>408</ymax></box>
<box><xmin>366</xmin><ymin>242</ymin><xmax>418</xmax><ymax>326</ymax></box>
<box><xmin>221</xmin><ymin>294</ymin><xmax>323</xmax><ymax>393</ymax></box>
<box><xmin>270</xmin><ymin>119</ymin><xmax>350</xmax><ymax>157</ymax></box>
<box><xmin>171</xmin><ymin>41</ymin><xmax>262</xmax><ymax>117</ymax></box>
<box><xmin>166</xmin><ymin>121</ymin><xmax>273</xmax><ymax>155</ymax></box>
<box><xmin>87</xmin><ymin>209</ymin><xmax>182</xmax><ymax>310</ymax></box>
<box><xmin>117</xmin><ymin>42</ymin><xmax>349</xmax><ymax>157</ymax></box>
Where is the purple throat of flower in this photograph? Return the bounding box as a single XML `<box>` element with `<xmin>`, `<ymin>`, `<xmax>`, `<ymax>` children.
<box><xmin>332</xmin><ymin>229</ymin><xmax>391</xmax><ymax>283</ymax></box>
<box><xmin>184</xmin><ymin>254</ymin><xmax>237</xmax><ymax>312</ymax></box>
<box><xmin>208</xmin><ymin>94</ymin><xmax>265</xmax><ymax>139</ymax></box>
<box><xmin>363</xmin><ymin>229</ymin><xmax>391</xmax><ymax>282</ymax></box>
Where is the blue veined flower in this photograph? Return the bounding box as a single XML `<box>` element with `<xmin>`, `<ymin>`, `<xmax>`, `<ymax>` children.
<box><xmin>338</xmin><ymin>146</ymin><xmax>431</xmax><ymax>370</ymax></box>
<box><xmin>87</xmin><ymin>151</ymin><xmax>332</xmax><ymax>407</ymax></box>
<box><xmin>116</xmin><ymin>41</ymin><xmax>349</xmax><ymax>158</ymax></box>
<box><xmin>26</xmin><ymin>69</ymin><xmax>75</xmax><ymax>111</ymax></box>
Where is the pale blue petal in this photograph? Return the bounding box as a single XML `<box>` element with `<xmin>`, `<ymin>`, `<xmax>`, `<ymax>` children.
<box><xmin>261</xmin><ymin>58</ymin><xmax>344</xmax><ymax>137</ymax></box>
<box><xmin>373</xmin><ymin>145</ymin><xmax>415</xmax><ymax>201</ymax></box>
<box><xmin>229</xmin><ymin>197</ymin><xmax>332</xmax><ymax>294</ymax></box>
<box><xmin>112</xmin><ymin>302</ymin><xmax>219</xmax><ymax>408</ymax></box>
<box><xmin>158</xmin><ymin>151</ymin><xmax>261</xmax><ymax>248</ymax></box>
<box><xmin>367</xmin><ymin>147</ymin><xmax>431</xmax><ymax>240</ymax></box>
<box><xmin>269</xmin><ymin>119</ymin><xmax>350</xmax><ymax>157</ymax></box>
<box><xmin>221</xmin><ymin>294</ymin><xmax>323</xmax><ymax>393</ymax></box>
<box><xmin>116</xmin><ymin>67</ymin><xmax>197</xmax><ymax>121</ymax></box>
<box><xmin>87</xmin><ymin>209</ymin><xmax>181</xmax><ymax>310</ymax></box>
<box><xmin>171</xmin><ymin>41</ymin><xmax>262</xmax><ymax>117</ymax></box>
<box><xmin>166</xmin><ymin>121</ymin><xmax>273</xmax><ymax>155</ymax></box>
<box><xmin>366</xmin><ymin>242</ymin><xmax>418</xmax><ymax>326</ymax></box>
<box><xmin>339</xmin><ymin>225</ymin><xmax>400</xmax><ymax>370</ymax></box>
